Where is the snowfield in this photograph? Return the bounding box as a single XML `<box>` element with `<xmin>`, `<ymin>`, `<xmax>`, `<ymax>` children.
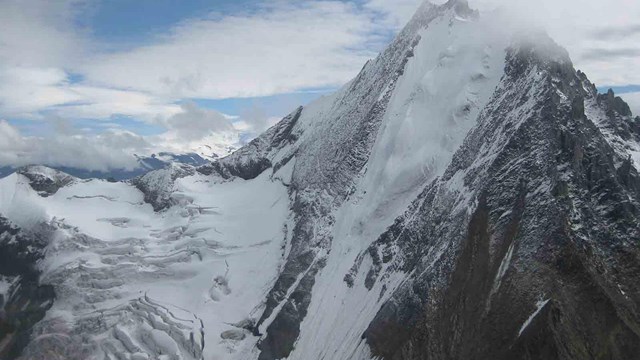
<box><xmin>0</xmin><ymin>170</ymin><xmax>290</xmax><ymax>359</ymax></box>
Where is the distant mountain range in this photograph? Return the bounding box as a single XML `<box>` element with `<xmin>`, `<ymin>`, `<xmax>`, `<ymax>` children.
<box><xmin>0</xmin><ymin>151</ymin><xmax>212</xmax><ymax>181</ymax></box>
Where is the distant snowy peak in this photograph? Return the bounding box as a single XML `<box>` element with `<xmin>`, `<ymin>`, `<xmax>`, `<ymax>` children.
<box><xmin>189</xmin><ymin>144</ymin><xmax>222</xmax><ymax>161</ymax></box>
<box><xmin>0</xmin><ymin>151</ymin><xmax>210</xmax><ymax>182</ymax></box>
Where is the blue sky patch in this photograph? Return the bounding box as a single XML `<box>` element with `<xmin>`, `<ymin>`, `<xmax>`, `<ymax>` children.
<box><xmin>86</xmin><ymin>0</ymin><xmax>257</xmax><ymax>46</ymax></box>
<box><xmin>191</xmin><ymin>88</ymin><xmax>336</xmax><ymax>117</ymax></box>
<box><xmin>598</xmin><ymin>84</ymin><xmax>640</xmax><ymax>94</ymax></box>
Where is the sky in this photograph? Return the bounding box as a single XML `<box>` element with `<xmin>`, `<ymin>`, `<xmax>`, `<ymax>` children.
<box><xmin>0</xmin><ymin>0</ymin><xmax>639</xmax><ymax>171</ymax></box>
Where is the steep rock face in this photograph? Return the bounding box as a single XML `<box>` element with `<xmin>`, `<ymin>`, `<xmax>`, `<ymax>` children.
<box><xmin>359</xmin><ymin>34</ymin><xmax>640</xmax><ymax>360</ymax></box>
<box><xmin>251</xmin><ymin>3</ymin><xmax>489</xmax><ymax>359</ymax></box>
<box><xmin>579</xmin><ymin>72</ymin><xmax>640</xmax><ymax>167</ymax></box>
<box><xmin>220</xmin><ymin>2</ymin><xmax>640</xmax><ymax>359</ymax></box>
<box><xmin>200</xmin><ymin>106</ymin><xmax>304</xmax><ymax>181</ymax></box>
<box><xmin>0</xmin><ymin>217</ymin><xmax>55</xmax><ymax>359</ymax></box>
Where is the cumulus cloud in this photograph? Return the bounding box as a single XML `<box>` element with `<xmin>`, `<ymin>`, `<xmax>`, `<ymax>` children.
<box><xmin>149</xmin><ymin>102</ymin><xmax>244</xmax><ymax>158</ymax></box>
<box><xmin>2</xmin><ymin>0</ymin><xmax>638</xmax><ymax>120</ymax></box>
<box><xmin>0</xmin><ymin>0</ymin><xmax>421</xmax><ymax>122</ymax></box>
<box><xmin>162</xmin><ymin>102</ymin><xmax>234</xmax><ymax>141</ymax></box>
<box><xmin>0</xmin><ymin>120</ymin><xmax>150</xmax><ymax>171</ymax></box>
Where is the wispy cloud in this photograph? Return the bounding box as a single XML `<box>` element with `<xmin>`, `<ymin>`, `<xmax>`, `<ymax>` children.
<box><xmin>580</xmin><ymin>48</ymin><xmax>640</xmax><ymax>61</ymax></box>
<box><xmin>80</xmin><ymin>1</ymin><xmax>386</xmax><ymax>100</ymax></box>
<box><xmin>0</xmin><ymin>120</ymin><xmax>149</xmax><ymax>171</ymax></box>
<box><xmin>589</xmin><ymin>24</ymin><xmax>640</xmax><ymax>40</ymax></box>
<box><xmin>0</xmin><ymin>0</ymin><xmax>420</xmax><ymax>122</ymax></box>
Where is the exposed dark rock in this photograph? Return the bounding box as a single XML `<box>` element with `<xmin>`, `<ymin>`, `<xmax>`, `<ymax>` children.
<box><xmin>590</xmin><ymin>86</ymin><xmax>640</xmax><ymax>142</ymax></box>
<box><xmin>16</xmin><ymin>166</ymin><xmax>75</xmax><ymax>197</ymax></box>
<box><xmin>600</xmin><ymin>89</ymin><xmax>633</xmax><ymax>117</ymax></box>
<box><xmin>359</xmin><ymin>33</ymin><xmax>640</xmax><ymax>360</ymax></box>
<box><xmin>130</xmin><ymin>163</ymin><xmax>196</xmax><ymax>211</ymax></box>
<box><xmin>200</xmin><ymin>106</ymin><xmax>303</xmax><ymax>181</ymax></box>
<box><xmin>0</xmin><ymin>218</ymin><xmax>55</xmax><ymax>360</ymax></box>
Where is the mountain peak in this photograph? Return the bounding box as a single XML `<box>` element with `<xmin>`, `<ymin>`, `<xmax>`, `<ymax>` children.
<box><xmin>407</xmin><ymin>0</ymin><xmax>477</xmax><ymax>32</ymax></box>
<box><xmin>16</xmin><ymin>166</ymin><xmax>75</xmax><ymax>197</ymax></box>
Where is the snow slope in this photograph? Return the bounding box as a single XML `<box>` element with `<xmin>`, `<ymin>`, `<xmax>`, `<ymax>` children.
<box><xmin>0</xmin><ymin>168</ymin><xmax>290</xmax><ymax>359</ymax></box>
<box><xmin>287</xmin><ymin>6</ymin><xmax>512</xmax><ymax>359</ymax></box>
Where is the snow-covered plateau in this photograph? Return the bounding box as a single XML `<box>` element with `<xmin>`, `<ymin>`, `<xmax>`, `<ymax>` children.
<box><xmin>1</xmin><ymin>1</ymin><xmax>640</xmax><ymax>359</ymax></box>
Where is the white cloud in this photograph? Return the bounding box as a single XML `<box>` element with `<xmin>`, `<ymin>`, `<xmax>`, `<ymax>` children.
<box><xmin>0</xmin><ymin>0</ymin><xmax>407</xmax><ymax>122</ymax></box>
<box><xmin>0</xmin><ymin>0</ymin><xmax>87</xmax><ymax>68</ymax></box>
<box><xmin>55</xmin><ymin>86</ymin><xmax>182</xmax><ymax>121</ymax></box>
<box><xmin>621</xmin><ymin>92</ymin><xmax>640</xmax><ymax>117</ymax></box>
<box><xmin>0</xmin><ymin>120</ymin><xmax>149</xmax><ymax>171</ymax></box>
<box><xmin>364</xmin><ymin>0</ymin><xmax>422</xmax><ymax>29</ymax></box>
<box><xmin>80</xmin><ymin>1</ymin><xmax>383</xmax><ymax>100</ymax></box>
<box><xmin>0</xmin><ymin>102</ymin><xmax>244</xmax><ymax>171</ymax></box>
<box><xmin>0</xmin><ymin>67</ymin><xmax>81</xmax><ymax>116</ymax></box>
<box><xmin>0</xmin><ymin>67</ymin><xmax>182</xmax><ymax>120</ymax></box>
<box><xmin>2</xmin><ymin>0</ymin><xmax>638</xmax><ymax>121</ymax></box>
<box><xmin>150</xmin><ymin>102</ymin><xmax>247</xmax><ymax>158</ymax></box>
<box><xmin>0</xmin><ymin>0</ymin><xmax>638</xmax><ymax>173</ymax></box>
<box><xmin>161</xmin><ymin>101</ymin><xmax>234</xmax><ymax>141</ymax></box>
<box><xmin>457</xmin><ymin>0</ymin><xmax>640</xmax><ymax>86</ymax></box>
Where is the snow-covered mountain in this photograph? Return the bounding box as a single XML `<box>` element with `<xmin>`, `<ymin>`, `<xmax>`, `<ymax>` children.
<box><xmin>2</xmin><ymin>1</ymin><xmax>640</xmax><ymax>359</ymax></box>
<box><xmin>0</xmin><ymin>152</ymin><xmax>210</xmax><ymax>181</ymax></box>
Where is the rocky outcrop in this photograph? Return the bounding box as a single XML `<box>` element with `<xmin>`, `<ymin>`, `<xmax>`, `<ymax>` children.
<box><xmin>16</xmin><ymin>166</ymin><xmax>75</xmax><ymax>197</ymax></box>
<box><xmin>0</xmin><ymin>218</ymin><xmax>55</xmax><ymax>359</ymax></box>
<box><xmin>359</xmin><ymin>33</ymin><xmax>640</xmax><ymax>360</ymax></box>
<box><xmin>131</xmin><ymin>163</ymin><xmax>196</xmax><ymax>211</ymax></box>
<box><xmin>198</xmin><ymin>106</ymin><xmax>303</xmax><ymax>181</ymax></box>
